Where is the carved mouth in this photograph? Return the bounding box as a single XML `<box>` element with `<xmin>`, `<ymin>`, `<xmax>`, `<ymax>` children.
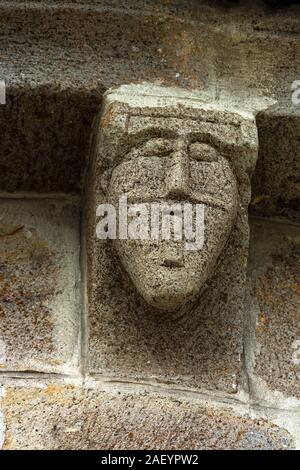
<box><xmin>161</xmin><ymin>258</ymin><xmax>184</xmax><ymax>268</ymax></box>
<box><xmin>125</xmin><ymin>194</ymin><xmax>228</xmax><ymax>211</ymax></box>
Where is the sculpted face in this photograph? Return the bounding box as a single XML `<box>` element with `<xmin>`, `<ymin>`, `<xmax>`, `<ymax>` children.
<box><xmin>106</xmin><ymin>116</ymin><xmax>238</xmax><ymax>312</ymax></box>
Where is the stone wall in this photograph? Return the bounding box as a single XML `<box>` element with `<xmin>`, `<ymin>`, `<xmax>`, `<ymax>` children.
<box><xmin>0</xmin><ymin>0</ymin><xmax>299</xmax><ymax>450</ymax></box>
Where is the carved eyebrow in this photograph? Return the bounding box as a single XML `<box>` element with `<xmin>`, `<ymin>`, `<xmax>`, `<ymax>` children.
<box><xmin>188</xmin><ymin>132</ymin><xmax>217</xmax><ymax>144</ymax></box>
<box><xmin>110</xmin><ymin>137</ymin><xmax>174</xmax><ymax>172</ymax></box>
<box><xmin>122</xmin><ymin>138</ymin><xmax>174</xmax><ymax>161</ymax></box>
<box><xmin>127</xmin><ymin>127</ymin><xmax>177</xmax><ymax>144</ymax></box>
<box><xmin>127</xmin><ymin>126</ymin><xmax>221</xmax><ymax>147</ymax></box>
<box><xmin>189</xmin><ymin>141</ymin><xmax>220</xmax><ymax>162</ymax></box>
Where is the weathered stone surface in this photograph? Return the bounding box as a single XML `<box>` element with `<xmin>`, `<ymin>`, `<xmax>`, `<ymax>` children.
<box><xmin>0</xmin><ymin>383</ymin><xmax>294</xmax><ymax>450</ymax></box>
<box><xmin>0</xmin><ymin>88</ymin><xmax>102</xmax><ymax>193</ymax></box>
<box><xmin>251</xmin><ymin>104</ymin><xmax>300</xmax><ymax>219</ymax></box>
<box><xmin>0</xmin><ymin>199</ymin><xmax>81</xmax><ymax>373</ymax></box>
<box><xmin>0</xmin><ymin>1</ymin><xmax>299</xmax><ymax>193</ymax></box>
<box><xmin>0</xmin><ymin>0</ymin><xmax>299</xmax><ymax>453</ymax></box>
<box><xmin>86</xmin><ymin>84</ymin><xmax>258</xmax><ymax>393</ymax></box>
<box><xmin>246</xmin><ymin>218</ymin><xmax>300</xmax><ymax>400</ymax></box>
<box><xmin>0</xmin><ymin>387</ymin><xmax>4</xmax><ymax>449</ymax></box>
<box><xmin>1</xmin><ymin>1</ymin><xmax>299</xmax><ymax>97</ymax></box>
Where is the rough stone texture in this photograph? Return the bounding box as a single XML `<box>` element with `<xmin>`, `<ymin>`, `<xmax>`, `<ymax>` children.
<box><xmin>1</xmin><ymin>1</ymin><xmax>299</xmax><ymax>97</ymax></box>
<box><xmin>86</xmin><ymin>84</ymin><xmax>258</xmax><ymax>394</ymax></box>
<box><xmin>0</xmin><ymin>0</ymin><xmax>299</xmax><ymax>452</ymax></box>
<box><xmin>0</xmin><ymin>88</ymin><xmax>102</xmax><ymax>193</ymax></box>
<box><xmin>0</xmin><ymin>387</ymin><xmax>4</xmax><ymax>449</ymax></box>
<box><xmin>0</xmin><ymin>1</ymin><xmax>299</xmax><ymax>194</ymax></box>
<box><xmin>0</xmin><ymin>198</ymin><xmax>81</xmax><ymax>373</ymax></box>
<box><xmin>246</xmin><ymin>218</ymin><xmax>300</xmax><ymax>400</ymax></box>
<box><xmin>0</xmin><ymin>383</ymin><xmax>294</xmax><ymax>450</ymax></box>
<box><xmin>251</xmin><ymin>103</ymin><xmax>300</xmax><ymax>219</ymax></box>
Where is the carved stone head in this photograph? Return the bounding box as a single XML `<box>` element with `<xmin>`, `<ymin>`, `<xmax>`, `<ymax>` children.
<box><xmin>94</xmin><ymin>85</ymin><xmax>258</xmax><ymax>312</ymax></box>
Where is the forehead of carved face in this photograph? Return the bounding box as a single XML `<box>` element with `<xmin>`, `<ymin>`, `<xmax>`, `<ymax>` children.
<box><xmin>106</xmin><ymin>115</ymin><xmax>239</xmax><ymax>313</ymax></box>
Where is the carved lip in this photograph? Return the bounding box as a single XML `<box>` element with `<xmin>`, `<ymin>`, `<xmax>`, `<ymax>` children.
<box><xmin>123</xmin><ymin>193</ymin><xmax>229</xmax><ymax>211</ymax></box>
<box><xmin>161</xmin><ymin>258</ymin><xmax>184</xmax><ymax>268</ymax></box>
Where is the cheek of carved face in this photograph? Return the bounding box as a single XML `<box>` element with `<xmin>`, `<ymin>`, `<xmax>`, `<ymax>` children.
<box><xmin>108</xmin><ymin>140</ymin><xmax>238</xmax><ymax>312</ymax></box>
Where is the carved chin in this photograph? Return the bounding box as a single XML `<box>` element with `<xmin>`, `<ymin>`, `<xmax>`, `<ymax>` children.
<box><xmin>137</xmin><ymin>284</ymin><xmax>198</xmax><ymax>312</ymax></box>
<box><xmin>124</xmin><ymin>266</ymin><xmax>208</xmax><ymax>313</ymax></box>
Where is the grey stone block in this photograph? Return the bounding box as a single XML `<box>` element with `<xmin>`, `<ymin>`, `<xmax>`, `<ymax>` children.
<box><xmin>251</xmin><ymin>104</ymin><xmax>300</xmax><ymax>219</ymax></box>
<box><xmin>246</xmin><ymin>218</ymin><xmax>300</xmax><ymax>401</ymax></box>
<box><xmin>0</xmin><ymin>383</ymin><xmax>294</xmax><ymax>450</ymax></box>
<box><xmin>0</xmin><ymin>198</ymin><xmax>81</xmax><ymax>373</ymax></box>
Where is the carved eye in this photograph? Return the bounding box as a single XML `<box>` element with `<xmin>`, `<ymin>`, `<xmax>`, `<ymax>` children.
<box><xmin>140</xmin><ymin>138</ymin><xmax>174</xmax><ymax>157</ymax></box>
<box><xmin>189</xmin><ymin>142</ymin><xmax>219</xmax><ymax>162</ymax></box>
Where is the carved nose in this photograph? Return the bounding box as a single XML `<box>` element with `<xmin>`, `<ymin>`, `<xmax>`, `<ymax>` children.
<box><xmin>165</xmin><ymin>141</ymin><xmax>190</xmax><ymax>199</ymax></box>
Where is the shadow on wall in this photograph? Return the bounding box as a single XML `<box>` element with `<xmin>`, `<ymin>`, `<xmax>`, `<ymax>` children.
<box><xmin>0</xmin><ymin>86</ymin><xmax>103</xmax><ymax>193</ymax></box>
<box><xmin>1</xmin><ymin>85</ymin><xmax>299</xmax><ymax>225</ymax></box>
